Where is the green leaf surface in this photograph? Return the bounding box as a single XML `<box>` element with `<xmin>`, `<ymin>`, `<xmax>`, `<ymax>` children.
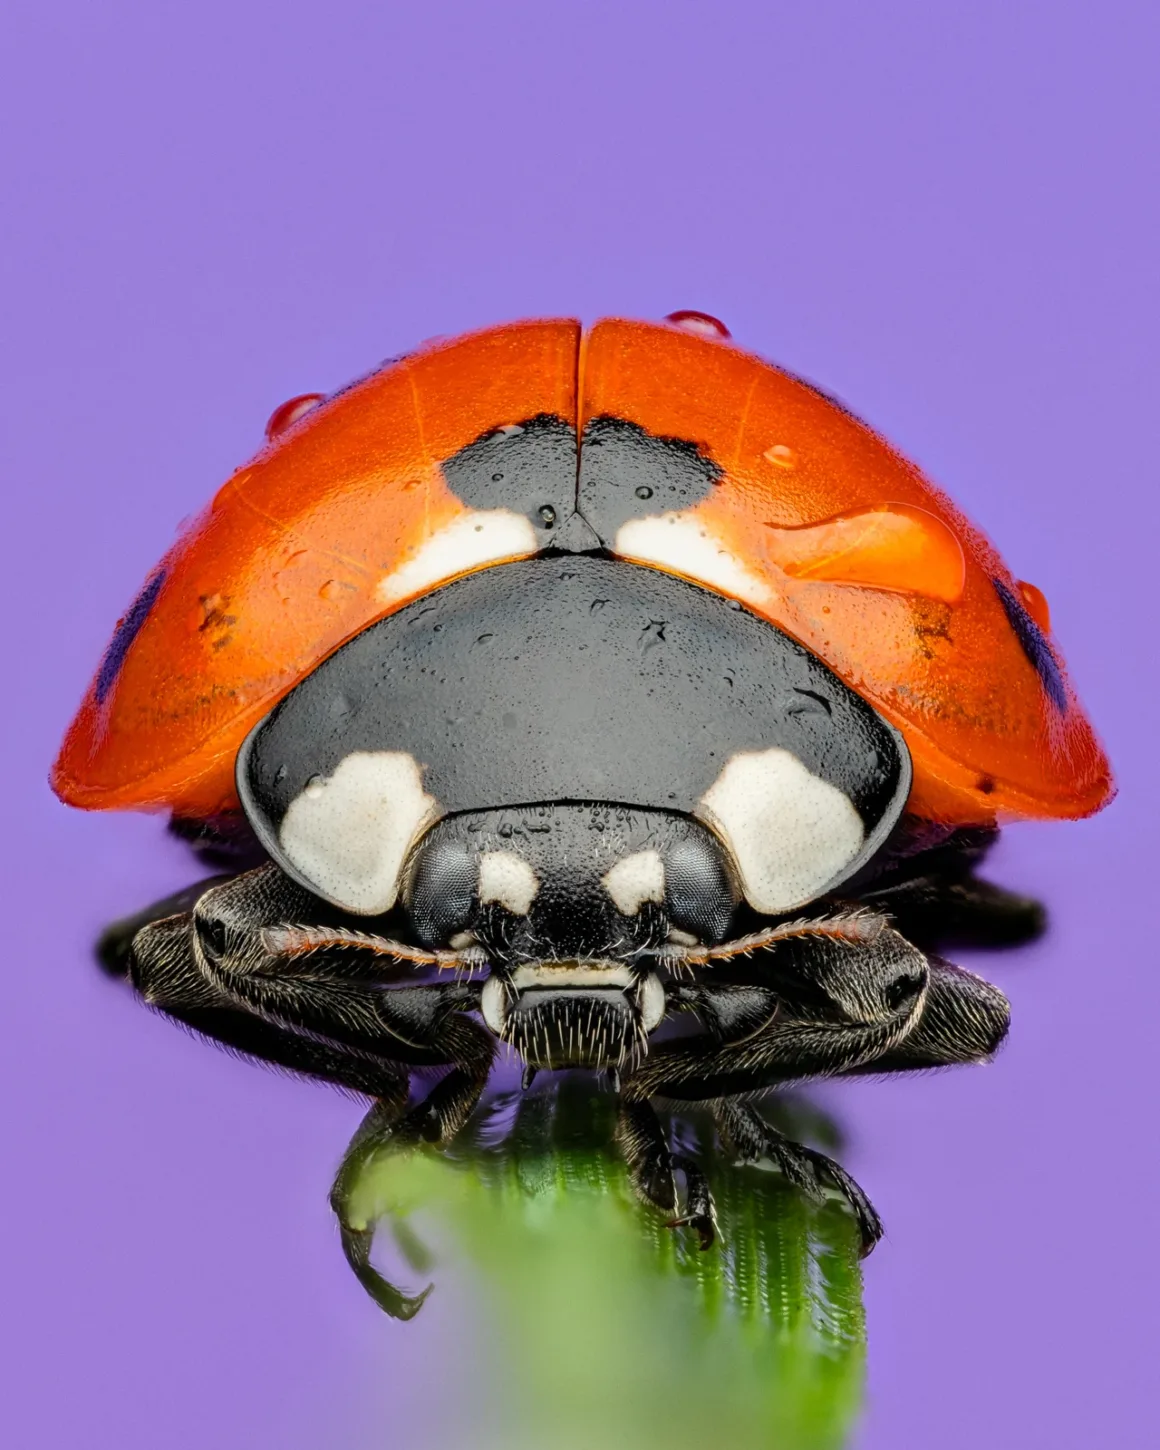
<box><xmin>351</xmin><ymin>1082</ymin><xmax>866</xmax><ymax>1449</ymax></box>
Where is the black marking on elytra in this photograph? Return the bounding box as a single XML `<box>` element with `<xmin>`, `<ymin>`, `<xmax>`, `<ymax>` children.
<box><xmin>95</xmin><ymin>569</ymin><xmax>167</xmax><ymax>703</ymax></box>
<box><xmin>238</xmin><ymin>556</ymin><xmax>910</xmax><ymax>895</ymax></box>
<box><xmin>576</xmin><ymin>416</ymin><xmax>722</xmax><ymax>543</ymax></box>
<box><xmin>992</xmin><ymin>577</ymin><xmax>1067</xmax><ymax>712</ymax></box>
<box><xmin>442</xmin><ymin>413</ymin><xmax>599</xmax><ymax>547</ymax></box>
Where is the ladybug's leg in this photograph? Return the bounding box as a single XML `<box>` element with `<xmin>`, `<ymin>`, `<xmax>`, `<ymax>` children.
<box><xmin>838</xmin><ymin>956</ymin><xmax>1011</xmax><ymax>1075</ymax></box>
<box><xmin>621</xmin><ymin>925</ymin><xmax>929</xmax><ymax>1254</ymax></box>
<box><xmin>614</xmin><ymin>1101</ymin><xmax>720</xmax><ymax>1250</ymax></box>
<box><xmin>120</xmin><ymin>865</ymin><xmax>498</xmax><ymax>1316</ymax></box>
<box><xmin>123</xmin><ymin>910</ymin><xmax>413</xmax><ymax>1101</ymax></box>
<box><xmin>862</xmin><ymin>827</ymin><xmax>1045</xmax><ymax>951</ymax></box>
<box><xmin>862</xmin><ymin>873</ymin><xmax>1045</xmax><ymax>951</ymax></box>
<box><xmin>329</xmin><ymin>1015</ymin><xmax>495</xmax><ymax>1320</ymax></box>
<box><xmin>624</xmin><ymin>951</ymin><xmax>1008</xmax><ymax>1254</ymax></box>
<box><xmin>95</xmin><ymin>875</ymin><xmax>234</xmax><ymax>978</ymax></box>
<box><xmin>715</xmin><ymin>1100</ymin><xmax>883</xmax><ymax>1253</ymax></box>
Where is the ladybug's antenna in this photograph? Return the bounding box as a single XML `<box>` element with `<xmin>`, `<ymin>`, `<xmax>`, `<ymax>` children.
<box><xmin>261</xmin><ymin>923</ymin><xmax>488</xmax><ymax>971</ymax></box>
<box><xmin>654</xmin><ymin>908</ymin><xmax>886</xmax><ymax>967</ymax></box>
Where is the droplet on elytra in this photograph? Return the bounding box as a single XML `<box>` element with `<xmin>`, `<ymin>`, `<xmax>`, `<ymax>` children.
<box><xmin>538</xmin><ymin>505</ymin><xmax>557</xmax><ymax>528</ymax></box>
<box><xmin>635</xmin><ymin>485</ymin><xmax>653</xmax><ymax>500</ymax></box>
<box><xmin>763</xmin><ymin>444</ymin><xmax>797</xmax><ymax>470</ymax></box>
<box><xmin>1017</xmin><ymin>579</ymin><xmax>1051</xmax><ymax>633</ymax></box>
<box><xmin>664</xmin><ymin>310</ymin><xmax>731</xmax><ymax>340</ymax></box>
<box><xmin>319</xmin><ymin>579</ymin><xmax>347</xmax><ymax>601</ymax></box>
<box><xmin>265</xmin><ymin>393</ymin><xmax>325</xmax><ymax>440</ymax></box>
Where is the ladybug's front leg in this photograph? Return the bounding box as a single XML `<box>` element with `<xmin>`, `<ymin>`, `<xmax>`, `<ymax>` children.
<box><xmin>120</xmin><ymin>863</ymin><xmax>497</xmax><ymax>1317</ymax></box>
<box><xmin>329</xmin><ymin>1012</ymin><xmax>495</xmax><ymax>1320</ymax></box>
<box><xmin>622</xmin><ymin>942</ymin><xmax>1008</xmax><ymax>1254</ymax></box>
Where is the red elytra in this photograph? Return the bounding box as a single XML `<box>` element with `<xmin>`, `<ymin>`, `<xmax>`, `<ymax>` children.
<box><xmin>53</xmin><ymin>317</ymin><xmax>1112</xmax><ymax>829</ymax></box>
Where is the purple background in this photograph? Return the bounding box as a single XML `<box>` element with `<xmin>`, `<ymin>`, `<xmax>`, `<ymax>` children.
<box><xmin>3</xmin><ymin>3</ymin><xmax>1156</xmax><ymax>1445</ymax></box>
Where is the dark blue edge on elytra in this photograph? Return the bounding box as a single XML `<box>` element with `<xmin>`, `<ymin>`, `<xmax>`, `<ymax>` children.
<box><xmin>95</xmin><ymin>569</ymin><xmax>168</xmax><ymax>704</ymax></box>
<box><xmin>992</xmin><ymin>577</ymin><xmax>1067</xmax><ymax>712</ymax></box>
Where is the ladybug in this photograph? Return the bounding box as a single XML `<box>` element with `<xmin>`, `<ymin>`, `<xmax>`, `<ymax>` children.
<box><xmin>55</xmin><ymin>314</ymin><xmax>1112</xmax><ymax>1317</ymax></box>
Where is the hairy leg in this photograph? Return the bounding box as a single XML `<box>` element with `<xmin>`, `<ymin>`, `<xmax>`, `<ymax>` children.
<box><xmin>623</xmin><ymin>940</ymin><xmax>1008</xmax><ymax>1253</ymax></box>
<box><xmin>119</xmin><ymin>866</ymin><xmax>496</xmax><ymax>1318</ymax></box>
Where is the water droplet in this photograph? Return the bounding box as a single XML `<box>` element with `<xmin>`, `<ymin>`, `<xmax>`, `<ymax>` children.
<box><xmin>304</xmin><ymin>775</ymin><xmax>325</xmax><ymax>798</ymax></box>
<box><xmin>635</xmin><ymin>485</ymin><xmax>653</xmax><ymax>501</ymax></box>
<box><xmin>492</xmin><ymin>472</ymin><xmax>505</xmax><ymax>483</ymax></box>
<box><xmin>497</xmin><ymin>423</ymin><xmax>525</xmax><ymax>438</ymax></box>
<box><xmin>273</xmin><ymin>764</ymin><xmax>287</xmax><ymax>784</ymax></box>
<box><xmin>538</xmin><ymin>505</ymin><xmax>557</xmax><ymax>528</ymax></box>
<box><xmin>319</xmin><ymin>579</ymin><xmax>346</xmax><ymax>601</ymax></box>
<box><xmin>763</xmin><ymin>444</ymin><xmax>797</xmax><ymax>470</ymax></box>
<box><xmin>1016</xmin><ymin>579</ymin><xmax>1051</xmax><ymax>633</ymax></box>
<box><xmin>265</xmin><ymin>393</ymin><xmax>325</xmax><ymax>440</ymax></box>
<box><xmin>664</xmin><ymin>310</ymin><xmax>731</xmax><ymax>340</ymax></box>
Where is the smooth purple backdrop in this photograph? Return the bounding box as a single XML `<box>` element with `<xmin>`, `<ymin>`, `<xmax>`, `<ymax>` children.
<box><xmin>3</xmin><ymin>3</ymin><xmax>1156</xmax><ymax>1446</ymax></box>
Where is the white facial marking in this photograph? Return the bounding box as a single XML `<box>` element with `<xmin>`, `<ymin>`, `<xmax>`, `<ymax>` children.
<box><xmin>614</xmin><ymin>513</ymin><xmax>774</xmax><ymax>610</ymax></box>
<box><xmin>377</xmin><ymin>509</ymin><xmax>538</xmax><ymax>606</ymax></box>
<box><xmin>511</xmin><ymin>962</ymin><xmax>634</xmax><ymax>990</ymax></box>
<box><xmin>638</xmin><ymin>973</ymin><xmax>667</xmax><ymax>1032</ymax></box>
<box><xmin>695</xmin><ymin>748</ymin><xmax>865</xmax><ymax>914</ymax></box>
<box><xmin>279</xmin><ymin>751</ymin><xmax>438</xmax><ymax>915</ymax></box>
<box><xmin>478</xmin><ymin>850</ymin><xmax>539</xmax><ymax>916</ymax></box>
<box><xmin>480</xmin><ymin>976</ymin><xmax>508</xmax><ymax>1034</ymax></box>
<box><xmin>602</xmin><ymin>849</ymin><xmax>666</xmax><ymax>916</ymax></box>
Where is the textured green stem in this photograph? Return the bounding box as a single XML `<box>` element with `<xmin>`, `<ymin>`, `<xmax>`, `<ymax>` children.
<box><xmin>349</xmin><ymin>1082</ymin><xmax>866</xmax><ymax>1449</ymax></box>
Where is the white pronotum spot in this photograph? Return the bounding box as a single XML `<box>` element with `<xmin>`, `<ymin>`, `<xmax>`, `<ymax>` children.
<box><xmin>478</xmin><ymin>850</ymin><xmax>539</xmax><ymax>916</ymax></box>
<box><xmin>602</xmin><ymin>849</ymin><xmax>666</xmax><ymax>915</ymax></box>
<box><xmin>696</xmin><ymin>748</ymin><xmax>865</xmax><ymax>914</ymax></box>
<box><xmin>614</xmin><ymin>513</ymin><xmax>774</xmax><ymax>611</ymax></box>
<box><xmin>279</xmin><ymin>751</ymin><xmax>439</xmax><ymax>915</ymax></box>
<box><xmin>377</xmin><ymin>509</ymin><xmax>538</xmax><ymax>606</ymax></box>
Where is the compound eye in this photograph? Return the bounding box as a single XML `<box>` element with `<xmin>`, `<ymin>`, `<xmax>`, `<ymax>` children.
<box><xmin>664</xmin><ymin>833</ymin><xmax>739</xmax><ymax>946</ymax></box>
<box><xmin>403</xmin><ymin>837</ymin><xmax>477</xmax><ymax>948</ymax></box>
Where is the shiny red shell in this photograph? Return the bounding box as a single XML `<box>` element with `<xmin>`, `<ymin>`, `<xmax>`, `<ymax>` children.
<box><xmin>53</xmin><ymin>318</ymin><xmax>1113</xmax><ymax>827</ymax></box>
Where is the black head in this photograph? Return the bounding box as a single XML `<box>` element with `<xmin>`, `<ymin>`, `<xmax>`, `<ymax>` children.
<box><xmin>402</xmin><ymin>803</ymin><xmax>739</xmax><ymax>1069</ymax></box>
